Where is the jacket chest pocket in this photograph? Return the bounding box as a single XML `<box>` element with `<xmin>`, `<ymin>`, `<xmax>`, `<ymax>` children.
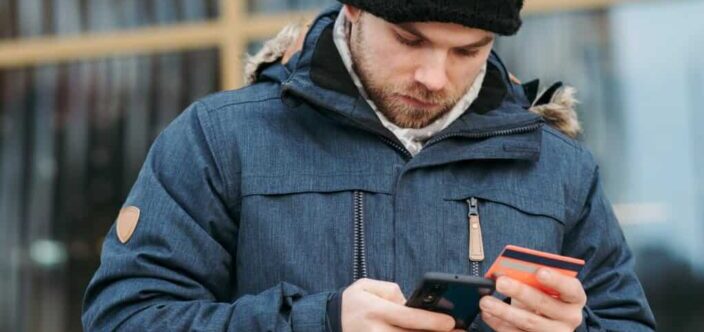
<box><xmin>443</xmin><ymin>188</ymin><xmax>567</xmax><ymax>277</ymax></box>
<box><xmin>236</xmin><ymin>174</ymin><xmax>394</xmax><ymax>295</ymax></box>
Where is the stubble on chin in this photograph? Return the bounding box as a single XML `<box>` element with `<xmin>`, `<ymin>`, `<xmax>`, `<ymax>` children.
<box><xmin>349</xmin><ymin>20</ymin><xmax>462</xmax><ymax>129</ymax></box>
<box><xmin>366</xmin><ymin>82</ymin><xmax>459</xmax><ymax>129</ymax></box>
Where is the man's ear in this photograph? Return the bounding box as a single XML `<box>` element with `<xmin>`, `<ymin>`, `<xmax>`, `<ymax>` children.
<box><xmin>344</xmin><ymin>4</ymin><xmax>362</xmax><ymax>23</ymax></box>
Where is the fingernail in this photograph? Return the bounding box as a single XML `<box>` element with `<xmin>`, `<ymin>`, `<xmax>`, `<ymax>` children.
<box><xmin>497</xmin><ymin>277</ymin><xmax>514</xmax><ymax>291</ymax></box>
<box><xmin>480</xmin><ymin>297</ymin><xmax>497</xmax><ymax>311</ymax></box>
<box><xmin>538</xmin><ymin>269</ymin><xmax>551</xmax><ymax>281</ymax></box>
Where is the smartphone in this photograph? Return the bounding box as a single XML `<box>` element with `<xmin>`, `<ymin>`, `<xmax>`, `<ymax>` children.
<box><xmin>406</xmin><ymin>272</ymin><xmax>495</xmax><ymax>329</ymax></box>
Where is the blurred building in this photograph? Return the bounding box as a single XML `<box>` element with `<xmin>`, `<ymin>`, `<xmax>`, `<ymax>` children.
<box><xmin>0</xmin><ymin>0</ymin><xmax>702</xmax><ymax>331</ymax></box>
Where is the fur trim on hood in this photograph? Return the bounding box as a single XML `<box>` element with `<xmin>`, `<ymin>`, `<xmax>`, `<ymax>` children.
<box><xmin>528</xmin><ymin>85</ymin><xmax>581</xmax><ymax>138</ymax></box>
<box><xmin>244</xmin><ymin>24</ymin><xmax>582</xmax><ymax>139</ymax></box>
<box><xmin>244</xmin><ymin>24</ymin><xmax>304</xmax><ymax>85</ymax></box>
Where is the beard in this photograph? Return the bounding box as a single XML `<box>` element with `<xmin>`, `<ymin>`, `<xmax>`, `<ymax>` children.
<box><xmin>349</xmin><ymin>18</ymin><xmax>466</xmax><ymax>129</ymax></box>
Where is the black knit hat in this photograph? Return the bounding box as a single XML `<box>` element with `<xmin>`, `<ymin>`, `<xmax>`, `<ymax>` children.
<box><xmin>338</xmin><ymin>0</ymin><xmax>524</xmax><ymax>36</ymax></box>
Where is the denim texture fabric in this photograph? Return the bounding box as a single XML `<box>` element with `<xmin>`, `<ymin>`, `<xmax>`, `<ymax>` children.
<box><xmin>83</xmin><ymin>5</ymin><xmax>656</xmax><ymax>331</ymax></box>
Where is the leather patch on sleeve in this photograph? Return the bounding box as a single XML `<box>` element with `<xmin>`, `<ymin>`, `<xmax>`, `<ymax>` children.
<box><xmin>116</xmin><ymin>206</ymin><xmax>140</xmax><ymax>244</ymax></box>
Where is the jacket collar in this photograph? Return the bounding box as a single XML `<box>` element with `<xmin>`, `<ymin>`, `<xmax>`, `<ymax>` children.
<box><xmin>275</xmin><ymin>5</ymin><xmax>543</xmax><ymax>161</ymax></box>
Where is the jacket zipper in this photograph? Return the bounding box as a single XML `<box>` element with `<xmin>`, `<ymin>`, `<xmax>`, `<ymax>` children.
<box><xmin>283</xmin><ymin>81</ymin><xmax>543</xmax><ymax>156</ymax></box>
<box><xmin>353</xmin><ymin>191</ymin><xmax>368</xmax><ymax>280</ymax></box>
<box><xmin>379</xmin><ymin>136</ymin><xmax>412</xmax><ymax>159</ymax></box>
<box><xmin>467</xmin><ymin>197</ymin><xmax>485</xmax><ymax>277</ymax></box>
<box><xmin>380</xmin><ymin>122</ymin><xmax>543</xmax><ymax>160</ymax></box>
<box><xmin>427</xmin><ymin>122</ymin><xmax>544</xmax><ymax>148</ymax></box>
<box><xmin>359</xmin><ymin>124</ymin><xmax>541</xmax><ymax>280</ymax></box>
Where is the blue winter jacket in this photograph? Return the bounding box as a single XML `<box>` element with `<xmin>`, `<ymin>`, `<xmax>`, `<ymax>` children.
<box><xmin>83</xmin><ymin>6</ymin><xmax>656</xmax><ymax>331</ymax></box>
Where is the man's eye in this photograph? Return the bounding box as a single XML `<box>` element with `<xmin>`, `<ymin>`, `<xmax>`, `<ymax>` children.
<box><xmin>455</xmin><ymin>48</ymin><xmax>480</xmax><ymax>58</ymax></box>
<box><xmin>395</xmin><ymin>34</ymin><xmax>422</xmax><ymax>47</ymax></box>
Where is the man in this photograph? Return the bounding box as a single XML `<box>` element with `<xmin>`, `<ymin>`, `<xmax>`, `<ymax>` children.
<box><xmin>83</xmin><ymin>1</ymin><xmax>656</xmax><ymax>331</ymax></box>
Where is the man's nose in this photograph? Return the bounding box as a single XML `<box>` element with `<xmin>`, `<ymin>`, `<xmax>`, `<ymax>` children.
<box><xmin>414</xmin><ymin>52</ymin><xmax>449</xmax><ymax>92</ymax></box>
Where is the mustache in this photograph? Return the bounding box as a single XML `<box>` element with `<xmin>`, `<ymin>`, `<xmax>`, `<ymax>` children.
<box><xmin>385</xmin><ymin>83</ymin><xmax>459</xmax><ymax>105</ymax></box>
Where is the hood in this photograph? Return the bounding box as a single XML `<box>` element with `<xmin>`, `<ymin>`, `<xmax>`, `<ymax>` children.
<box><xmin>244</xmin><ymin>6</ymin><xmax>581</xmax><ymax>139</ymax></box>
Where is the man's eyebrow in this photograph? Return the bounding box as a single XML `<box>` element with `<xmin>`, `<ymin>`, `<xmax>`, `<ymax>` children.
<box><xmin>396</xmin><ymin>23</ymin><xmax>495</xmax><ymax>49</ymax></box>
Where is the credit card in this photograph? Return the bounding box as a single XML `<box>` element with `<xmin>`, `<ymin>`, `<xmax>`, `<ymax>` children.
<box><xmin>484</xmin><ymin>245</ymin><xmax>585</xmax><ymax>297</ymax></box>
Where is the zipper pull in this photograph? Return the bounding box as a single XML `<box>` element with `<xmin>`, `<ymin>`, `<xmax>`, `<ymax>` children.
<box><xmin>467</xmin><ymin>197</ymin><xmax>485</xmax><ymax>262</ymax></box>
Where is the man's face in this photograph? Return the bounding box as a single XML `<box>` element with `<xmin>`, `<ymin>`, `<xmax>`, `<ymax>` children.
<box><xmin>346</xmin><ymin>7</ymin><xmax>495</xmax><ymax>129</ymax></box>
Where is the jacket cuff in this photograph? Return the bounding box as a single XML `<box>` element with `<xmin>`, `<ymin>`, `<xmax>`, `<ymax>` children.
<box><xmin>291</xmin><ymin>291</ymin><xmax>335</xmax><ymax>331</ymax></box>
<box><xmin>325</xmin><ymin>288</ymin><xmax>345</xmax><ymax>332</ymax></box>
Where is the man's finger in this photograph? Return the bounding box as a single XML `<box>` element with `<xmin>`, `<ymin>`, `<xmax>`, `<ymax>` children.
<box><xmin>380</xmin><ymin>326</ymin><xmax>422</xmax><ymax>332</ymax></box>
<box><xmin>535</xmin><ymin>269</ymin><xmax>587</xmax><ymax>305</ymax></box>
<box><xmin>497</xmin><ymin>277</ymin><xmax>564</xmax><ymax>320</ymax></box>
<box><xmin>481</xmin><ymin>311</ymin><xmax>523</xmax><ymax>332</ymax></box>
<box><xmin>376</xmin><ymin>300</ymin><xmax>456</xmax><ymax>332</ymax></box>
<box><xmin>355</xmin><ymin>278</ymin><xmax>407</xmax><ymax>304</ymax></box>
<box><xmin>479</xmin><ymin>296</ymin><xmax>562</xmax><ymax>332</ymax></box>
<box><xmin>511</xmin><ymin>298</ymin><xmax>529</xmax><ymax>310</ymax></box>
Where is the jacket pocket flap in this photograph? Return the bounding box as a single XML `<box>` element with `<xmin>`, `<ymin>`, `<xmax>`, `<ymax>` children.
<box><xmin>445</xmin><ymin>187</ymin><xmax>566</xmax><ymax>224</ymax></box>
<box><xmin>241</xmin><ymin>174</ymin><xmax>395</xmax><ymax>196</ymax></box>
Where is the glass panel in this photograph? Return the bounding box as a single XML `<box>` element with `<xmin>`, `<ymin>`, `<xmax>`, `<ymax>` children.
<box><xmin>0</xmin><ymin>0</ymin><xmax>219</xmax><ymax>39</ymax></box>
<box><xmin>609</xmin><ymin>1</ymin><xmax>704</xmax><ymax>329</ymax></box>
<box><xmin>0</xmin><ymin>48</ymin><xmax>220</xmax><ymax>332</ymax></box>
<box><xmin>496</xmin><ymin>1</ymin><xmax>704</xmax><ymax>330</ymax></box>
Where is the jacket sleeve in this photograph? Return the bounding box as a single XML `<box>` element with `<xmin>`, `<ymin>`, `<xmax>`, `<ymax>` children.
<box><xmin>82</xmin><ymin>102</ymin><xmax>334</xmax><ymax>331</ymax></box>
<box><xmin>564</xmin><ymin>165</ymin><xmax>657</xmax><ymax>331</ymax></box>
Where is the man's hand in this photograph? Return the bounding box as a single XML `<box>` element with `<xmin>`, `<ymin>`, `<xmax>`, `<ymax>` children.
<box><xmin>479</xmin><ymin>268</ymin><xmax>587</xmax><ymax>332</ymax></box>
<box><xmin>342</xmin><ymin>278</ymin><xmax>460</xmax><ymax>332</ymax></box>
